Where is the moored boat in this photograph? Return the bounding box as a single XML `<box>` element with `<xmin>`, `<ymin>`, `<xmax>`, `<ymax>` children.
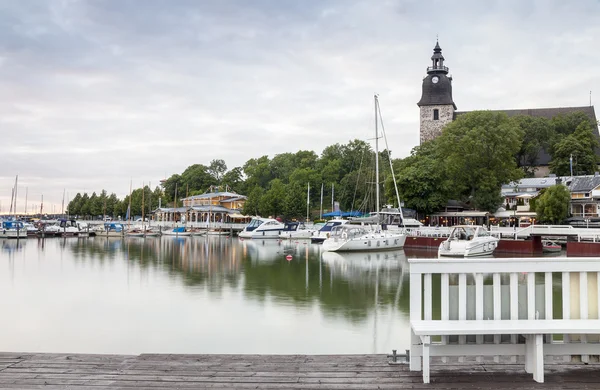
<box><xmin>438</xmin><ymin>225</ymin><xmax>499</xmax><ymax>257</ymax></box>
<box><xmin>542</xmin><ymin>239</ymin><xmax>562</xmax><ymax>253</ymax></box>
<box><xmin>162</xmin><ymin>226</ymin><xmax>192</xmax><ymax>237</ymax></box>
<box><xmin>0</xmin><ymin>220</ymin><xmax>28</xmax><ymax>239</ymax></box>
<box><xmin>322</xmin><ymin>224</ymin><xmax>406</xmax><ymax>252</ymax></box>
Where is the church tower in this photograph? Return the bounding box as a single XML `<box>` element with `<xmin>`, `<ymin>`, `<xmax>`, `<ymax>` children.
<box><xmin>417</xmin><ymin>41</ymin><xmax>457</xmax><ymax>144</ymax></box>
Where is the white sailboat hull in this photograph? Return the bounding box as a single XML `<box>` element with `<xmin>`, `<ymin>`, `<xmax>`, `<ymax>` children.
<box><xmin>323</xmin><ymin>232</ymin><xmax>406</xmax><ymax>252</ymax></box>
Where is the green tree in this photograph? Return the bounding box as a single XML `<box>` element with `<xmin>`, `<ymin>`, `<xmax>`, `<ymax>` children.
<box><xmin>221</xmin><ymin>167</ymin><xmax>244</xmax><ymax>192</ymax></box>
<box><xmin>243</xmin><ymin>156</ymin><xmax>272</xmax><ymax>188</ymax></box>
<box><xmin>242</xmin><ymin>186</ymin><xmax>264</xmax><ymax>216</ymax></box>
<box><xmin>67</xmin><ymin>193</ymin><xmax>83</xmax><ymax>216</ymax></box>
<box><xmin>283</xmin><ymin>181</ymin><xmax>306</xmax><ymax>220</ymax></box>
<box><xmin>162</xmin><ymin>174</ymin><xmax>183</xmax><ymax>205</ymax></box>
<box><xmin>208</xmin><ymin>159</ymin><xmax>227</xmax><ymax>183</ymax></box>
<box><xmin>80</xmin><ymin>193</ymin><xmax>90</xmax><ymax>217</ymax></box>
<box><xmin>549</xmin><ymin>121</ymin><xmax>599</xmax><ymax>176</ymax></box>
<box><xmin>392</xmin><ymin>141</ymin><xmax>452</xmax><ymax>215</ymax></box>
<box><xmin>180</xmin><ymin>164</ymin><xmax>213</xmax><ymax>194</ymax></box>
<box><xmin>535</xmin><ymin>185</ymin><xmax>570</xmax><ymax>224</ymax></box>
<box><xmin>512</xmin><ymin>115</ymin><xmax>555</xmax><ymax>177</ymax></box>
<box><xmin>438</xmin><ymin>111</ymin><xmax>524</xmax><ymax>212</ymax></box>
<box><xmin>260</xmin><ymin>179</ymin><xmax>286</xmax><ymax>217</ymax></box>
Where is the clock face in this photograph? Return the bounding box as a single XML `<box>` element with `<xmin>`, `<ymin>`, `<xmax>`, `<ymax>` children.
<box><xmin>432</xmin><ymin>76</ymin><xmax>439</xmax><ymax>84</ymax></box>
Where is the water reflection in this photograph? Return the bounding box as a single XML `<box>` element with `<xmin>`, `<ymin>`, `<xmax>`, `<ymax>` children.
<box><xmin>1</xmin><ymin>236</ymin><xmax>412</xmax><ymax>354</ymax></box>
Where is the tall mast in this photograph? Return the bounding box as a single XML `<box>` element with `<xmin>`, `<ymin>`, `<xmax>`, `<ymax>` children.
<box><xmin>306</xmin><ymin>182</ymin><xmax>310</xmax><ymax>221</ymax></box>
<box><xmin>13</xmin><ymin>175</ymin><xmax>18</xmax><ymax>219</ymax></box>
<box><xmin>320</xmin><ymin>183</ymin><xmax>323</xmax><ymax>219</ymax></box>
<box><xmin>141</xmin><ymin>182</ymin><xmax>145</xmax><ymax>228</ymax></box>
<box><xmin>375</xmin><ymin>94</ymin><xmax>380</xmax><ymax>215</ymax></box>
<box><xmin>61</xmin><ymin>189</ymin><xmax>65</xmax><ymax>216</ymax></box>
<box><xmin>128</xmin><ymin>179</ymin><xmax>132</xmax><ymax>228</ymax></box>
<box><xmin>24</xmin><ymin>187</ymin><xmax>28</xmax><ymax>215</ymax></box>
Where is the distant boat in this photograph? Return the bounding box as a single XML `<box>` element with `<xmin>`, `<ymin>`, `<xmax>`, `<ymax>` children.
<box><xmin>542</xmin><ymin>239</ymin><xmax>562</xmax><ymax>253</ymax></box>
<box><xmin>94</xmin><ymin>222</ymin><xmax>126</xmax><ymax>237</ymax></box>
<box><xmin>162</xmin><ymin>226</ymin><xmax>192</xmax><ymax>237</ymax></box>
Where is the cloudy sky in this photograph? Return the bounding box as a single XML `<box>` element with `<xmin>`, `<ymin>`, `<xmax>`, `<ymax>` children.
<box><xmin>1</xmin><ymin>0</ymin><xmax>599</xmax><ymax>213</ymax></box>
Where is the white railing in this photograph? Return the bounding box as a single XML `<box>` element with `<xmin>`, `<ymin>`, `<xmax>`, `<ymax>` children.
<box><xmin>409</xmin><ymin>257</ymin><xmax>600</xmax><ymax>382</ymax></box>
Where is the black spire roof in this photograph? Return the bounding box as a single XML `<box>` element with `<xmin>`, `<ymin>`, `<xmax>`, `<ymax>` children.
<box><xmin>417</xmin><ymin>41</ymin><xmax>456</xmax><ymax>108</ymax></box>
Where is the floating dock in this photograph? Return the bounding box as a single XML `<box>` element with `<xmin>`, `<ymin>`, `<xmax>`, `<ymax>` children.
<box><xmin>0</xmin><ymin>352</ymin><xmax>598</xmax><ymax>389</ymax></box>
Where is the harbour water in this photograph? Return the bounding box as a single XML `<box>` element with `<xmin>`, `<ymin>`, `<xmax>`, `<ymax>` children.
<box><xmin>0</xmin><ymin>237</ymin><xmax>412</xmax><ymax>355</ymax></box>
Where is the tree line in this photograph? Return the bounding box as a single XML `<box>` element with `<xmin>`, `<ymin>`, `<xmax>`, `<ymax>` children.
<box><xmin>68</xmin><ymin>110</ymin><xmax>598</xmax><ymax>220</ymax></box>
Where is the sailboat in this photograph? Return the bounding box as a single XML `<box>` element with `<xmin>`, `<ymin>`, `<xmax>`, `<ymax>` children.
<box><xmin>322</xmin><ymin>95</ymin><xmax>406</xmax><ymax>252</ymax></box>
<box><xmin>1</xmin><ymin>176</ymin><xmax>27</xmax><ymax>239</ymax></box>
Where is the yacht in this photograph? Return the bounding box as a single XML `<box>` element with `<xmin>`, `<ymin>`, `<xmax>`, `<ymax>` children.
<box><xmin>311</xmin><ymin>219</ymin><xmax>349</xmax><ymax>243</ymax></box>
<box><xmin>438</xmin><ymin>225</ymin><xmax>499</xmax><ymax>257</ymax></box>
<box><xmin>0</xmin><ymin>220</ymin><xmax>27</xmax><ymax>239</ymax></box>
<box><xmin>239</xmin><ymin>217</ymin><xmax>284</xmax><ymax>239</ymax></box>
<box><xmin>322</xmin><ymin>224</ymin><xmax>406</xmax><ymax>252</ymax></box>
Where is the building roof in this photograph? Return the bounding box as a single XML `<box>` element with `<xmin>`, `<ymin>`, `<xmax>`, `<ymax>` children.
<box><xmin>455</xmin><ymin>106</ymin><xmax>597</xmax><ymax>122</ymax></box>
<box><xmin>455</xmin><ymin>106</ymin><xmax>598</xmax><ymax>165</ymax></box>
<box><xmin>502</xmin><ymin>176</ymin><xmax>570</xmax><ymax>189</ymax></box>
<box><xmin>568</xmin><ymin>175</ymin><xmax>600</xmax><ymax>192</ymax></box>
<box><xmin>182</xmin><ymin>191</ymin><xmax>245</xmax><ymax>201</ymax></box>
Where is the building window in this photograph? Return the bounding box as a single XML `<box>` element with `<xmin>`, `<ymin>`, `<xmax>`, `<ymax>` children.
<box><xmin>433</xmin><ymin>109</ymin><xmax>439</xmax><ymax>120</ymax></box>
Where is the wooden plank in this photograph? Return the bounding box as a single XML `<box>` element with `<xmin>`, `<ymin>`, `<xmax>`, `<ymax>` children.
<box><xmin>475</xmin><ymin>273</ymin><xmax>484</xmax><ymax>359</ymax></box>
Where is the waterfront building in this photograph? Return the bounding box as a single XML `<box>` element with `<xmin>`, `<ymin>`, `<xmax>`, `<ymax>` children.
<box><xmin>154</xmin><ymin>189</ymin><xmax>249</xmax><ymax>224</ymax></box>
<box><xmin>418</xmin><ymin>41</ymin><xmax>598</xmax><ymax>177</ymax></box>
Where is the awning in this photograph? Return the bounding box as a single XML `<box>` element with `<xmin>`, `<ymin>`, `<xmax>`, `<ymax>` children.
<box><xmin>228</xmin><ymin>213</ymin><xmax>249</xmax><ymax>219</ymax></box>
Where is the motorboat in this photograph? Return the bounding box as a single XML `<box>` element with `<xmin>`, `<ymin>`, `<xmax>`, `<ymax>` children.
<box><xmin>251</xmin><ymin>218</ymin><xmax>285</xmax><ymax>239</ymax></box>
<box><xmin>311</xmin><ymin>219</ymin><xmax>349</xmax><ymax>243</ymax></box>
<box><xmin>0</xmin><ymin>220</ymin><xmax>27</xmax><ymax>239</ymax></box>
<box><xmin>239</xmin><ymin>217</ymin><xmax>284</xmax><ymax>239</ymax></box>
<box><xmin>280</xmin><ymin>222</ymin><xmax>321</xmax><ymax>239</ymax></box>
<box><xmin>278</xmin><ymin>222</ymin><xmax>301</xmax><ymax>239</ymax></box>
<box><xmin>322</xmin><ymin>224</ymin><xmax>406</xmax><ymax>252</ymax></box>
<box><xmin>542</xmin><ymin>240</ymin><xmax>562</xmax><ymax>253</ymax></box>
<box><xmin>162</xmin><ymin>226</ymin><xmax>193</xmax><ymax>237</ymax></box>
<box><xmin>438</xmin><ymin>225</ymin><xmax>499</xmax><ymax>257</ymax></box>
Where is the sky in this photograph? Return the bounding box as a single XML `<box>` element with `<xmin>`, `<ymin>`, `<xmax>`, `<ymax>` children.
<box><xmin>1</xmin><ymin>0</ymin><xmax>599</xmax><ymax>214</ymax></box>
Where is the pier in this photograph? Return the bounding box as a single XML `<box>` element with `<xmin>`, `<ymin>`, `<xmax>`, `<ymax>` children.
<box><xmin>0</xmin><ymin>352</ymin><xmax>599</xmax><ymax>389</ymax></box>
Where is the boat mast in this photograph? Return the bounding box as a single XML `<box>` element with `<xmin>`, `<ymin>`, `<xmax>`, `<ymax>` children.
<box><xmin>24</xmin><ymin>187</ymin><xmax>28</xmax><ymax>215</ymax></box>
<box><xmin>141</xmin><ymin>182</ymin><xmax>145</xmax><ymax>230</ymax></box>
<box><xmin>374</xmin><ymin>95</ymin><xmax>380</xmax><ymax>216</ymax></box>
<box><xmin>320</xmin><ymin>183</ymin><xmax>323</xmax><ymax>219</ymax></box>
<box><xmin>306</xmin><ymin>182</ymin><xmax>310</xmax><ymax>221</ymax></box>
<box><xmin>128</xmin><ymin>179</ymin><xmax>132</xmax><ymax>229</ymax></box>
<box><xmin>13</xmin><ymin>175</ymin><xmax>18</xmax><ymax>220</ymax></box>
<box><xmin>173</xmin><ymin>183</ymin><xmax>178</xmax><ymax>227</ymax></box>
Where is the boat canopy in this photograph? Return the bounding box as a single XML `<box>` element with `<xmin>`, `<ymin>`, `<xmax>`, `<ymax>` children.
<box><xmin>322</xmin><ymin>210</ymin><xmax>363</xmax><ymax>217</ymax></box>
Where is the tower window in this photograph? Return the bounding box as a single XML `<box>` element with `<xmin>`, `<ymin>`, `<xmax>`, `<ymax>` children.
<box><xmin>433</xmin><ymin>109</ymin><xmax>439</xmax><ymax>120</ymax></box>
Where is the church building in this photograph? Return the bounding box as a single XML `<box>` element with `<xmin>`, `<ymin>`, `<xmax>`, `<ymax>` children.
<box><xmin>417</xmin><ymin>41</ymin><xmax>598</xmax><ymax>177</ymax></box>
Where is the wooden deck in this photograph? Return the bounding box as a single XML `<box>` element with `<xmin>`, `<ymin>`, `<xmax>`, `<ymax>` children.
<box><xmin>1</xmin><ymin>352</ymin><xmax>599</xmax><ymax>389</ymax></box>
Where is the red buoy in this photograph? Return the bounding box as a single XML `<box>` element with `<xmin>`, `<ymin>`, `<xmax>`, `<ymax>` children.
<box><xmin>286</xmin><ymin>255</ymin><xmax>293</xmax><ymax>261</ymax></box>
